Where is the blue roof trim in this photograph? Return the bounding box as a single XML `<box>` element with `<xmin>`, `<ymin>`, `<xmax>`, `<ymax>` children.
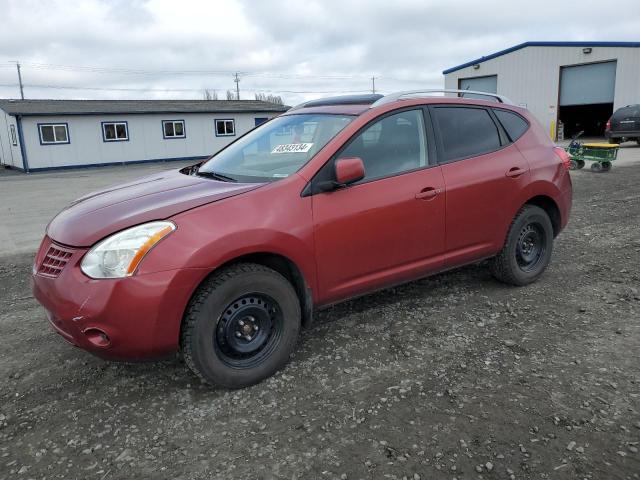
<box><xmin>443</xmin><ymin>41</ymin><xmax>640</xmax><ymax>74</ymax></box>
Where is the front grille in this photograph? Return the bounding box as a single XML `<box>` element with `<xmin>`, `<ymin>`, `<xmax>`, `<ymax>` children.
<box><xmin>38</xmin><ymin>244</ymin><xmax>74</xmax><ymax>277</ymax></box>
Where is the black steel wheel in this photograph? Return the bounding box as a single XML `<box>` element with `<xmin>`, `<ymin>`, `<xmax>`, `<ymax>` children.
<box><xmin>515</xmin><ymin>223</ymin><xmax>547</xmax><ymax>273</ymax></box>
<box><xmin>214</xmin><ymin>294</ymin><xmax>283</xmax><ymax>369</ymax></box>
<box><xmin>602</xmin><ymin>161</ymin><xmax>612</xmax><ymax>172</ymax></box>
<box><xmin>591</xmin><ymin>162</ymin><xmax>603</xmax><ymax>173</ymax></box>
<box><xmin>181</xmin><ymin>263</ymin><xmax>301</xmax><ymax>388</ymax></box>
<box><xmin>491</xmin><ymin>205</ymin><xmax>554</xmax><ymax>286</ymax></box>
<box><xmin>577</xmin><ymin>160</ymin><xmax>585</xmax><ymax>169</ymax></box>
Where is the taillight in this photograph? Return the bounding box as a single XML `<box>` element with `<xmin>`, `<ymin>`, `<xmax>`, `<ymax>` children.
<box><xmin>605</xmin><ymin>118</ymin><xmax>611</xmax><ymax>131</ymax></box>
<box><xmin>554</xmin><ymin>147</ymin><xmax>572</xmax><ymax>171</ymax></box>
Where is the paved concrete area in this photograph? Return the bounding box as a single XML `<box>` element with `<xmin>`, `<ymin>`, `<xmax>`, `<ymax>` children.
<box><xmin>0</xmin><ymin>144</ymin><xmax>638</xmax><ymax>257</ymax></box>
<box><xmin>0</xmin><ymin>160</ymin><xmax>194</xmax><ymax>257</ymax></box>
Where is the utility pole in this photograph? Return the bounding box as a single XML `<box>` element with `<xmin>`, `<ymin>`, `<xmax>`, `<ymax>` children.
<box><xmin>14</xmin><ymin>61</ymin><xmax>24</xmax><ymax>100</ymax></box>
<box><xmin>234</xmin><ymin>72</ymin><xmax>240</xmax><ymax>100</ymax></box>
<box><xmin>371</xmin><ymin>76</ymin><xmax>377</xmax><ymax>94</ymax></box>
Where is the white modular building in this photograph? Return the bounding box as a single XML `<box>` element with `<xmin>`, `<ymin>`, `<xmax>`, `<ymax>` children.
<box><xmin>443</xmin><ymin>41</ymin><xmax>640</xmax><ymax>140</ymax></box>
<box><xmin>0</xmin><ymin>99</ymin><xmax>288</xmax><ymax>172</ymax></box>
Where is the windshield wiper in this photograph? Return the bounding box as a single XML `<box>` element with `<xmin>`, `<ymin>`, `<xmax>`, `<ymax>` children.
<box><xmin>196</xmin><ymin>170</ymin><xmax>238</xmax><ymax>182</ymax></box>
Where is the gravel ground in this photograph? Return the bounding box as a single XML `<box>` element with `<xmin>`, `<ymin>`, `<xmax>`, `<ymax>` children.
<box><xmin>1</xmin><ymin>160</ymin><xmax>639</xmax><ymax>480</ymax></box>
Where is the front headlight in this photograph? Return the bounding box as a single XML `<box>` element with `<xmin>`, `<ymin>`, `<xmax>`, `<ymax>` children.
<box><xmin>81</xmin><ymin>221</ymin><xmax>176</xmax><ymax>279</ymax></box>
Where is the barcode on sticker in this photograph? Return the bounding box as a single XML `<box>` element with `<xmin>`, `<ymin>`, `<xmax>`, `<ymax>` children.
<box><xmin>271</xmin><ymin>143</ymin><xmax>313</xmax><ymax>154</ymax></box>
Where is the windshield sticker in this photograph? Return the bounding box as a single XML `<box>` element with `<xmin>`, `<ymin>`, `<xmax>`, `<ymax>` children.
<box><xmin>271</xmin><ymin>143</ymin><xmax>313</xmax><ymax>154</ymax></box>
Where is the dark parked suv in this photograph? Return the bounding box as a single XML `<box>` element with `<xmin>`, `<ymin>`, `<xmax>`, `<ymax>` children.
<box><xmin>606</xmin><ymin>104</ymin><xmax>640</xmax><ymax>144</ymax></box>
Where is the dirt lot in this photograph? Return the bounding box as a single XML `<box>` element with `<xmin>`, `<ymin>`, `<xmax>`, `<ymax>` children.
<box><xmin>1</xmin><ymin>159</ymin><xmax>639</xmax><ymax>480</ymax></box>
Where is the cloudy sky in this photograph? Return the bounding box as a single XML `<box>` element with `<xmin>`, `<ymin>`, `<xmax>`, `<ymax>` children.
<box><xmin>0</xmin><ymin>0</ymin><xmax>639</xmax><ymax>105</ymax></box>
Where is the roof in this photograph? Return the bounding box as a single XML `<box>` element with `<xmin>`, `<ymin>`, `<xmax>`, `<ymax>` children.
<box><xmin>443</xmin><ymin>41</ymin><xmax>640</xmax><ymax>75</ymax></box>
<box><xmin>292</xmin><ymin>94</ymin><xmax>383</xmax><ymax>110</ymax></box>
<box><xmin>0</xmin><ymin>99</ymin><xmax>289</xmax><ymax>116</ymax></box>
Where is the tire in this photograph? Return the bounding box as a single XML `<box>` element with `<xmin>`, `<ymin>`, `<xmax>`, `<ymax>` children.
<box><xmin>602</xmin><ymin>161</ymin><xmax>612</xmax><ymax>172</ymax></box>
<box><xmin>181</xmin><ymin>263</ymin><xmax>301</xmax><ymax>388</ymax></box>
<box><xmin>569</xmin><ymin>159</ymin><xmax>578</xmax><ymax>170</ymax></box>
<box><xmin>491</xmin><ymin>205</ymin><xmax>554</xmax><ymax>286</ymax></box>
<box><xmin>591</xmin><ymin>162</ymin><xmax>603</xmax><ymax>173</ymax></box>
<box><xmin>577</xmin><ymin>160</ymin><xmax>585</xmax><ymax>169</ymax></box>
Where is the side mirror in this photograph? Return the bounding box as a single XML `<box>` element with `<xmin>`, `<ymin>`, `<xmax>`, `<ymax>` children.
<box><xmin>335</xmin><ymin>157</ymin><xmax>365</xmax><ymax>185</ymax></box>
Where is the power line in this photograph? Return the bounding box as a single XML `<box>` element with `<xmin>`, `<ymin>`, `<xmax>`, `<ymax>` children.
<box><xmin>0</xmin><ymin>82</ymin><xmax>372</xmax><ymax>95</ymax></box>
<box><xmin>12</xmin><ymin>61</ymin><xmax>372</xmax><ymax>80</ymax></box>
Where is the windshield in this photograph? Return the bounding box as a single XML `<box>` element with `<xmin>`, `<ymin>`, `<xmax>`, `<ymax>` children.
<box><xmin>198</xmin><ymin>113</ymin><xmax>354</xmax><ymax>182</ymax></box>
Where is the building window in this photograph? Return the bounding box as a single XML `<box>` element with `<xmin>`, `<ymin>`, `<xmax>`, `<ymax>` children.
<box><xmin>254</xmin><ymin>117</ymin><xmax>268</xmax><ymax>127</ymax></box>
<box><xmin>215</xmin><ymin>119</ymin><xmax>235</xmax><ymax>137</ymax></box>
<box><xmin>10</xmin><ymin>125</ymin><xmax>18</xmax><ymax>146</ymax></box>
<box><xmin>38</xmin><ymin>123</ymin><xmax>69</xmax><ymax>145</ymax></box>
<box><xmin>162</xmin><ymin>120</ymin><xmax>185</xmax><ymax>139</ymax></box>
<box><xmin>102</xmin><ymin>122</ymin><xmax>129</xmax><ymax>142</ymax></box>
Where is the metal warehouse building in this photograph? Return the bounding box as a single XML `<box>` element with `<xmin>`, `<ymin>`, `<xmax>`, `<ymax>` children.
<box><xmin>0</xmin><ymin>99</ymin><xmax>288</xmax><ymax>172</ymax></box>
<box><xmin>443</xmin><ymin>41</ymin><xmax>640</xmax><ymax>140</ymax></box>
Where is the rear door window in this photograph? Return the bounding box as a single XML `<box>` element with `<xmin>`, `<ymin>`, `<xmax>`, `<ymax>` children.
<box><xmin>432</xmin><ymin>107</ymin><xmax>501</xmax><ymax>162</ymax></box>
<box><xmin>494</xmin><ymin>109</ymin><xmax>529</xmax><ymax>142</ymax></box>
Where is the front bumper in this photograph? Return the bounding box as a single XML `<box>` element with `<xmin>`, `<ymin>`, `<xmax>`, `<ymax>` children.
<box><xmin>32</xmin><ymin>238</ymin><xmax>208</xmax><ymax>360</ymax></box>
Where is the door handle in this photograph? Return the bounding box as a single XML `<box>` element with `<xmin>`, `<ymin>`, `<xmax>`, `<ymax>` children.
<box><xmin>505</xmin><ymin>167</ymin><xmax>526</xmax><ymax>178</ymax></box>
<box><xmin>415</xmin><ymin>187</ymin><xmax>440</xmax><ymax>200</ymax></box>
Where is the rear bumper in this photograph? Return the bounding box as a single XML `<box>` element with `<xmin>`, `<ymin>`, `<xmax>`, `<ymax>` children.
<box><xmin>32</xmin><ymin>243</ymin><xmax>208</xmax><ymax>360</ymax></box>
<box><xmin>607</xmin><ymin>130</ymin><xmax>640</xmax><ymax>139</ymax></box>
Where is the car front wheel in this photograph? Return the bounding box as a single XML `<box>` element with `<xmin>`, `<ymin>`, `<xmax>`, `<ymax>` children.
<box><xmin>181</xmin><ymin>263</ymin><xmax>301</xmax><ymax>388</ymax></box>
<box><xmin>491</xmin><ymin>205</ymin><xmax>554</xmax><ymax>286</ymax></box>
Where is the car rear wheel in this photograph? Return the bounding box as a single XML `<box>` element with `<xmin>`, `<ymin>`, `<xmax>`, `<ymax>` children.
<box><xmin>181</xmin><ymin>263</ymin><xmax>301</xmax><ymax>388</ymax></box>
<box><xmin>491</xmin><ymin>205</ymin><xmax>554</xmax><ymax>286</ymax></box>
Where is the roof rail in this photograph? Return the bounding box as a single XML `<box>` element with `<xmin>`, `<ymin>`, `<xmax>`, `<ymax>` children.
<box><xmin>289</xmin><ymin>94</ymin><xmax>384</xmax><ymax>112</ymax></box>
<box><xmin>370</xmin><ymin>89</ymin><xmax>513</xmax><ymax>108</ymax></box>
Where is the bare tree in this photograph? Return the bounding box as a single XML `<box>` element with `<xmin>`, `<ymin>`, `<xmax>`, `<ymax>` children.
<box><xmin>226</xmin><ymin>90</ymin><xmax>236</xmax><ymax>100</ymax></box>
<box><xmin>203</xmin><ymin>89</ymin><xmax>218</xmax><ymax>100</ymax></box>
<box><xmin>255</xmin><ymin>92</ymin><xmax>284</xmax><ymax>105</ymax></box>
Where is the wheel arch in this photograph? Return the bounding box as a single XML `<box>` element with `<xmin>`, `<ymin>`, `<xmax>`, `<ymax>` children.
<box><xmin>183</xmin><ymin>251</ymin><xmax>314</xmax><ymax>332</ymax></box>
<box><xmin>523</xmin><ymin>195</ymin><xmax>561</xmax><ymax>237</ymax></box>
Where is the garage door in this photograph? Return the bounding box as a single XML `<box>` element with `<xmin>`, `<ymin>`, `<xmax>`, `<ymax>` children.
<box><xmin>458</xmin><ymin>75</ymin><xmax>498</xmax><ymax>94</ymax></box>
<box><xmin>559</xmin><ymin>61</ymin><xmax>616</xmax><ymax>106</ymax></box>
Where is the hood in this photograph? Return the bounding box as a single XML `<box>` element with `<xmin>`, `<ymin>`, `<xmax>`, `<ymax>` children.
<box><xmin>47</xmin><ymin>169</ymin><xmax>263</xmax><ymax>247</ymax></box>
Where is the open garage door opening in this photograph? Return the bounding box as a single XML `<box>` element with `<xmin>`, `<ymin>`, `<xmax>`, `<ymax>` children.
<box><xmin>559</xmin><ymin>61</ymin><xmax>616</xmax><ymax>138</ymax></box>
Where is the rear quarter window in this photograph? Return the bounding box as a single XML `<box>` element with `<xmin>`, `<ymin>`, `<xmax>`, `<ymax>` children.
<box><xmin>433</xmin><ymin>106</ymin><xmax>501</xmax><ymax>162</ymax></box>
<box><xmin>613</xmin><ymin>105</ymin><xmax>640</xmax><ymax>119</ymax></box>
<box><xmin>494</xmin><ymin>109</ymin><xmax>529</xmax><ymax>142</ymax></box>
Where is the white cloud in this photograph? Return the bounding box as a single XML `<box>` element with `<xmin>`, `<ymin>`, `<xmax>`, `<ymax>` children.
<box><xmin>0</xmin><ymin>0</ymin><xmax>638</xmax><ymax>105</ymax></box>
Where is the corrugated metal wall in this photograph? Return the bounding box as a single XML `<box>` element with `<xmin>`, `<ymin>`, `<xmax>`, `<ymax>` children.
<box><xmin>444</xmin><ymin>46</ymin><xmax>640</xmax><ymax>138</ymax></box>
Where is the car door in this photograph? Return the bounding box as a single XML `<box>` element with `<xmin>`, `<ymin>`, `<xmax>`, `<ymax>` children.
<box><xmin>310</xmin><ymin>108</ymin><xmax>446</xmax><ymax>305</ymax></box>
<box><xmin>430</xmin><ymin>105</ymin><xmax>531</xmax><ymax>267</ymax></box>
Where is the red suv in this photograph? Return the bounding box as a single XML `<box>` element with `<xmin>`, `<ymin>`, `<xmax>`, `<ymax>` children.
<box><xmin>32</xmin><ymin>90</ymin><xmax>573</xmax><ymax>388</ymax></box>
